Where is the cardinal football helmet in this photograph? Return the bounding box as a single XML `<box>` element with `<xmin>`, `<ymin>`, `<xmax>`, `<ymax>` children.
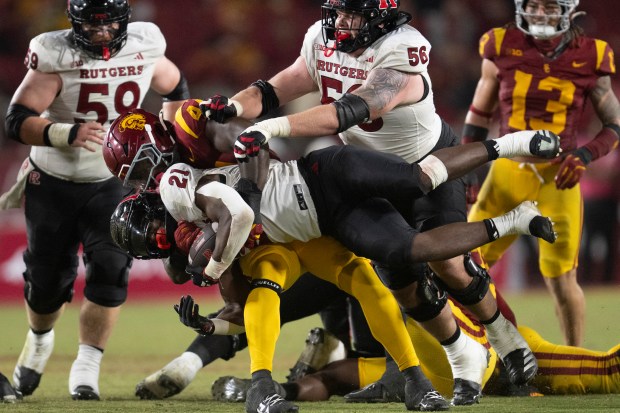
<box><xmin>104</xmin><ymin>108</ymin><xmax>177</xmax><ymax>190</ymax></box>
<box><xmin>321</xmin><ymin>0</ymin><xmax>412</xmax><ymax>53</ymax></box>
<box><xmin>67</xmin><ymin>0</ymin><xmax>131</xmax><ymax>60</ymax></box>
<box><xmin>110</xmin><ymin>191</ymin><xmax>172</xmax><ymax>259</ymax></box>
<box><xmin>515</xmin><ymin>0</ymin><xmax>579</xmax><ymax>39</ymax></box>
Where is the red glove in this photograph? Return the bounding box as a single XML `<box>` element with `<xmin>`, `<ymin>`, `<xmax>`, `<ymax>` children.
<box><xmin>174</xmin><ymin>221</ymin><xmax>202</xmax><ymax>255</ymax></box>
<box><xmin>554</xmin><ymin>149</ymin><xmax>590</xmax><ymax>190</ymax></box>
<box><xmin>199</xmin><ymin>95</ymin><xmax>238</xmax><ymax>123</ymax></box>
<box><xmin>239</xmin><ymin>223</ymin><xmax>263</xmax><ymax>257</ymax></box>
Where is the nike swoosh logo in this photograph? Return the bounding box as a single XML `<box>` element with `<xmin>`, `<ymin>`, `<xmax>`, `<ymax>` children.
<box><xmin>572</xmin><ymin>61</ymin><xmax>587</xmax><ymax>68</ymax></box>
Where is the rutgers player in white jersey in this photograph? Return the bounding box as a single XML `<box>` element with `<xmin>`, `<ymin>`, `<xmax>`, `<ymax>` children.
<box><xmin>2</xmin><ymin>0</ymin><xmax>188</xmax><ymax>401</ymax></box>
<box><xmin>201</xmin><ymin>0</ymin><xmax>539</xmax><ymax>406</ymax></box>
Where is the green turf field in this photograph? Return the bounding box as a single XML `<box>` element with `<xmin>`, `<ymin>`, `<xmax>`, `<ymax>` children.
<box><xmin>1</xmin><ymin>287</ymin><xmax>619</xmax><ymax>412</ymax></box>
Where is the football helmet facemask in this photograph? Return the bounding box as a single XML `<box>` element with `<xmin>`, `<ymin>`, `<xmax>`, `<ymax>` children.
<box><xmin>67</xmin><ymin>0</ymin><xmax>131</xmax><ymax>60</ymax></box>
<box><xmin>110</xmin><ymin>191</ymin><xmax>173</xmax><ymax>259</ymax></box>
<box><xmin>321</xmin><ymin>0</ymin><xmax>412</xmax><ymax>53</ymax></box>
<box><xmin>104</xmin><ymin>108</ymin><xmax>177</xmax><ymax>190</ymax></box>
<box><xmin>515</xmin><ymin>0</ymin><xmax>579</xmax><ymax>39</ymax></box>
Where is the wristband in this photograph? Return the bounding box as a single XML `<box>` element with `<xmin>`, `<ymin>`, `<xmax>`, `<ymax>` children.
<box><xmin>44</xmin><ymin>123</ymin><xmax>80</xmax><ymax>147</ymax></box>
<box><xmin>204</xmin><ymin>259</ymin><xmax>229</xmax><ymax>280</ymax></box>
<box><xmin>229</xmin><ymin>99</ymin><xmax>244</xmax><ymax>117</ymax></box>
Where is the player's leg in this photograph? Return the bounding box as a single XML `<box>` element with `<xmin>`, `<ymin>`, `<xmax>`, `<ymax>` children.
<box><xmin>292</xmin><ymin>237</ymin><xmax>449</xmax><ymax>411</ymax></box>
<box><xmin>14</xmin><ymin>172</ymin><xmax>80</xmax><ymax>397</ymax></box>
<box><xmin>239</xmin><ymin>245</ymin><xmax>301</xmax><ymax>413</ymax></box>
<box><xmin>520</xmin><ymin>325</ymin><xmax>620</xmax><ymax>394</ymax></box>
<box><xmin>537</xmin><ymin>176</ymin><xmax>584</xmax><ymax>346</ymax></box>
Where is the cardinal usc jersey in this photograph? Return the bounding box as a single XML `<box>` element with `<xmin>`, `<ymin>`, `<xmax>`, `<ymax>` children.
<box><xmin>27</xmin><ymin>22</ymin><xmax>167</xmax><ymax>182</ymax></box>
<box><xmin>480</xmin><ymin>27</ymin><xmax>616</xmax><ymax>152</ymax></box>
<box><xmin>172</xmin><ymin>98</ymin><xmax>237</xmax><ymax>168</ymax></box>
<box><xmin>301</xmin><ymin>21</ymin><xmax>442</xmax><ymax>163</ymax></box>
<box><xmin>158</xmin><ymin>162</ymin><xmax>321</xmax><ymax>244</ymax></box>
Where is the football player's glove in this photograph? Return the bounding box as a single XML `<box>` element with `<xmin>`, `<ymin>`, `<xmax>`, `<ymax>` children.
<box><xmin>554</xmin><ymin>148</ymin><xmax>591</xmax><ymax>190</ymax></box>
<box><xmin>199</xmin><ymin>95</ymin><xmax>241</xmax><ymax>123</ymax></box>
<box><xmin>174</xmin><ymin>221</ymin><xmax>203</xmax><ymax>256</ymax></box>
<box><xmin>173</xmin><ymin>295</ymin><xmax>215</xmax><ymax>335</ymax></box>
<box><xmin>234</xmin><ymin>128</ymin><xmax>270</xmax><ymax>162</ymax></box>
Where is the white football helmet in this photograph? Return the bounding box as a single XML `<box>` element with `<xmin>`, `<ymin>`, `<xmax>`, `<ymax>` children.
<box><xmin>515</xmin><ymin>0</ymin><xmax>579</xmax><ymax>39</ymax></box>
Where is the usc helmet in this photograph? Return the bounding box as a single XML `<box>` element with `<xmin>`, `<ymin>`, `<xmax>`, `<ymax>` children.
<box><xmin>104</xmin><ymin>108</ymin><xmax>177</xmax><ymax>190</ymax></box>
<box><xmin>321</xmin><ymin>0</ymin><xmax>411</xmax><ymax>53</ymax></box>
<box><xmin>110</xmin><ymin>191</ymin><xmax>173</xmax><ymax>259</ymax></box>
<box><xmin>515</xmin><ymin>0</ymin><xmax>579</xmax><ymax>39</ymax></box>
<box><xmin>67</xmin><ymin>0</ymin><xmax>131</xmax><ymax>60</ymax></box>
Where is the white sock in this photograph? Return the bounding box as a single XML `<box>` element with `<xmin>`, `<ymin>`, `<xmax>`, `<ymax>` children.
<box><xmin>493</xmin><ymin>130</ymin><xmax>536</xmax><ymax>158</ymax></box>
<box><xmin>162</xmin><ymin>352</ymin><xmax>203</xmax><ymax>387</ymax></box>
<box><xmin>68</xmin><ymin>344</ymin><xmax>103</xmax><ymax>395</ymax></box>
<box><xmin>16</xmin><ymin>329</ymin><xmax>55</xmax><ymax>373</ymax></box>
<box><xmin>489</xmin><ymin>213</ymin><xmax>515</xmax><ymax>238</ymax></box>
<box><xmin>443</xmin><ymin>332</ymin><xmax>486</xmax><ymax>383</ymax></box>
<box><xmin>484</xmin><ymin>313</ymin><xmax>528</xmax><ymax>359</ymax></box>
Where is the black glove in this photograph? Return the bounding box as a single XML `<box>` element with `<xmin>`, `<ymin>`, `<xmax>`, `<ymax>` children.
<box><xmin>173</xmin><ymin>295</ymin><xmax>215</xmax><ymax>335</ymax></box>
<box><xmin>185</xmin><ymin>264</ymin><xmax>219</xmax><ymax>287</ymax></box>
<box><xmin>200</xmin><ymin>95</ymin><xmax>238</xmax><ymax>123</ymax></box>
<box><xmin>234</xmin><ymin>130</ymin><xmax>268</xmax><ymax>162</ymax></box>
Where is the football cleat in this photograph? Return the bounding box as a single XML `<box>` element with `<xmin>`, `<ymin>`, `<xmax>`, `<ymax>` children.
<box><xmin>13</xmin><ymin>329</ymin><xmax>54</xmax><ymax>396</ymax></box>
<box><xmin>501</xmin><ymin>348</ymin><xmax>538</xmax><ymax>386</ymax></box>
<box><xmin>529</xmin><ymin>130</ymin><xmax>561</xmax><ymax>159</ymax></box>
<box><xmin>405</xmin><ymin>382</ymin><xmax>450</xmax><ymax>412</ymax></box>
<box><xmin>508</xmin><ymin>201</ymin><xmax>557</xmax><ymax>243</ymax></box>
<box><xmin>344</xmin><ymin>381</ymin><xmax>404</xmax><ymax>403</ymax></box>
<box><xmin>451</xmin><ymin>378</ymin><xmax>481</xmax><ymax>406</ymax></box>
<box><xmin>0</xmin><ymin>372</ymin><xmax>22</xmax><ymax>403</ymax></box>
<box><xmin>135</xmin><ymin>354</ymin><xmax>200</xmax><ymax>399</ymax></box>
<box><xmin>71</xmin><ymin>385</ymin><xmax>100</xmax><ymax>401</ymax></box>
<box><xmin>212</xmin><ymin>376</ymin><xmax>251</xmax><ymax>402</ymax></box>
<box><xmin>245</xmin><ymin>378</ymin><xmax>298</xmax><ymax>413</ymax></box>
<box><xmin>286</xmin><ymin>327</ymin><xmax>346</xmax><ymax>383</ymax></box>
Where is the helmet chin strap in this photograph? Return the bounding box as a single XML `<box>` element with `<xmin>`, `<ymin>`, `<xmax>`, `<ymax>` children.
<box><xmin>323</xmin><ymin>31</ymin><xmax>351</xmax><ymax>57</ymax></box>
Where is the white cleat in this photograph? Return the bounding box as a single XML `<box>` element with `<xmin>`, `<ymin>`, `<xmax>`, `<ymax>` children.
<box><xmin>528</xmin><ymin>130</ymin><xmax>561</xmax><ymax>159</ymax></box>
<box><xmin>286</xmin><ymin>327</ymin><xmax>346</xmax><ymax>383</ymax></box>
<box><xmin>13</xmin><ymin>329</ymin><xmax>54</xmax><ymax>396</ymax></box>
<box><xmin>135</xmin><ymin>353</ymin><xmax>201</xmax><ymax>399</ymax></box>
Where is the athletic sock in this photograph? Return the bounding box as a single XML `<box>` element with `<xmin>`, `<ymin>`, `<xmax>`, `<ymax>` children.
<box><xmin>68</xmin><ymin>344</ymin><xmax>103</xmax><ymax>395</ymax></box>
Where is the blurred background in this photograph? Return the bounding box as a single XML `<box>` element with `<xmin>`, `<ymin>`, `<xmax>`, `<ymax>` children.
<box><xmin>0</xmin><ymin>0</ymin><xmax>619</xmax><ymax>301</ymax></box>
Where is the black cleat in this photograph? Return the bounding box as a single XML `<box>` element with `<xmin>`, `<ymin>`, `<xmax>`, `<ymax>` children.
<box><xmin>528</xmin><ymin>216</ymin><xmax>557</xmax><ymax>243</ymax></box>
<box><xmin>529</xmin><ymin>130</ymin><xmax>561</xmax><ymax>159</ymax></box>
<box><xmin>451</xmin><ymin>378</ymin><xmax>481</xmax><ymax>406</ymax></box>
<box><xmin>71</xmin><ymin>385</ymin><xmax>100</xmax><ymax>401</ymax></box>
<box><xmin>344</xmin><ymin>381</ymin><xmax>404</xmax><ymax>403</ymax></box>
<box><xmin>12</xmin><ymin>366</ymin><xmax>41</xmax><ymax>397</ymax></box>
<box><xmin>405</xmin><ymin>380</ymin><xmax>450</xmax><ymax>412</ymax></box>
<box><xmin>502</xmin><ymin>348</ymin><xmax>538</xmax><ymax>386</ymax></box>
<box><xmin>0</xmin><ymin>373</ymin><xmax>22</xmax><ymax>403</ymax></box>
<box><xmin>245</xmin><ymin>378</ymin><xmax>297</xmax><ymax>413</ymax></box>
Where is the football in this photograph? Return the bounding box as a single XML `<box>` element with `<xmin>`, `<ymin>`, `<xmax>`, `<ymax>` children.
<box><xmin>187</xmin><ymin>223</ymin><xmax>216</xmax><ymax>270</ymax></box>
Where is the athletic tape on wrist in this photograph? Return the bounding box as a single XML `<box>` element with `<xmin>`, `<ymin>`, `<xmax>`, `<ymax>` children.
<box><xmin>254</xmin><ymin>117</ymin><xmax>291</xmax><ymax>139</ymax></box>
<box><xmin>204</xmin><ymin>259</ymin><xmax>229</xmax><ymax>280</ymax></box>
<box><xmin>45</xmin><ymin>123</ymin><xmax>80</xmax><ymax>147</ymax></box>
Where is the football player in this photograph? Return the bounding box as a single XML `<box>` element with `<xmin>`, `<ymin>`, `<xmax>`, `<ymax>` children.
<box><xmin>2</xmin><ymin>0</ymin><xmax>189</xmax><ymax>401</ymax></box>
<box><xmin>462</xmin><ymin>0</ymin><xmax>620</xmax><ymax>346</ymax></box>
<box><xmin>104</xmin><ymin>107</ymin><xmax>455</xmax><ymax>412</ymax></box>
<box><xmin>200</xmin><ymin>0</ymin><xmax>546</xmax><ymax>399</ymax></box>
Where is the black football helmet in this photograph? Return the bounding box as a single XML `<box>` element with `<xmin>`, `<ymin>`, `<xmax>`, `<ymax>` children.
<box><xmin>67</xmin><ymin>0</ymin><xmax>131</xmax><ymax>60</ymax></box>
<box><xmin>104</xmin><ymin>108</ymin><xmax>177</xmax><ymax>190</ymax></box>
<box><xmin>110</xmin><ymin>191</ymin><xmax>173</xmax><ymax>259</ymax></box>
<box><xmin>321</xmin><ymin>0</ymin><xmax>412</xmax><ymax>53</ymax></box>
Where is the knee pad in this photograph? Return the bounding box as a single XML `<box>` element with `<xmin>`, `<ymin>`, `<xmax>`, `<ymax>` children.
<box><xmin>403</xmin><ymin>274</ymin><xmax>448</xmax><ymax>323</ymax></box>
<box><xmin>83</xmin><ymin>249</ymin><xmax>132</xmax><ymax>307</ymax></box>
<box><xmin>23</xmin><ymin>250</ymin><xmax>77</xmax><ymax>314</ymax></box>
<box><xmin>433</xmin><ymin>253</ymin><xmax>490</xmax><ymax>306</ymax></box>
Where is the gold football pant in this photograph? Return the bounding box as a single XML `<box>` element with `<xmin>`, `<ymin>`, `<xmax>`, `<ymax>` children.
<box><xmin>241</xmin><ymin>236</ymin><xmax>419</xmax><ymax>375</ymax></box>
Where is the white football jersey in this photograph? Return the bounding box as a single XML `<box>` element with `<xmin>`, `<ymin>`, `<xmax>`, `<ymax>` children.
<box><xmin>301</xmin><ymin>21</ymin><xmax>442</xmax><ymax>163</ymax></box>
<box><xmin>27</xmin><ymin>22</ymin><xmax>166</xmax><ymax>182</ymax></box>
<box><xmin>159</xmin><ymin>161</ymin><xmax>321</xmax><ymax>244</ymax></box>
